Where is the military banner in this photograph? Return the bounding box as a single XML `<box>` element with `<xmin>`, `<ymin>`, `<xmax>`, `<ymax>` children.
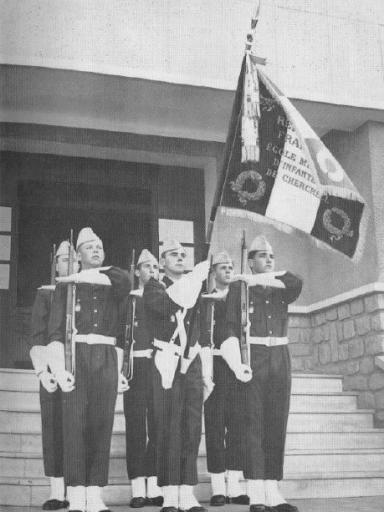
<box><xmin>218</xmin><ymin>55</ymin><xmax>367</xmax><ymax>259</ymax></box>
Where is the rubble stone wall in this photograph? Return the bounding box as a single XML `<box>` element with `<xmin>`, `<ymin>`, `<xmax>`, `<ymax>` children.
<box><xmin>288</xmin><ymin>291</ymin><xmax>384</xmax><ymax>426</ymax></box>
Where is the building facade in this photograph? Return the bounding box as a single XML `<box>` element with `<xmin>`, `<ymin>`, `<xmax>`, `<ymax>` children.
<box><xmin>1</xmin><ymin>0</ymin><xmax>384</xmax><ymax>421</ymax></box>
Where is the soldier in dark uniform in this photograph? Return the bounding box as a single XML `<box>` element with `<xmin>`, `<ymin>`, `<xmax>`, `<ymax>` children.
<box><xmin>224</xmin><ymin>236</ymin><xmax>302</xmax><ymax>512</ymax></box>
<box><xmin>29</xmin><ymin>241</ymin><xmax>75</xmax><ymax>510</ymax></box>
<box><xmin>202</xmin><ymin>251</ymin><xmax>248</xmax><ymax>506</ymax></box>
<box><xmin>47</xmin><ymin>227</ymin><xmax>131</xmax><ymax>512</ymax></box>
<box><xmin>123</xmin><ymin>249</ymin><xmax>163</xmax><ymax>508</ymax></box>
<box><xmin>143</xmin><ymin>239</ymin><xmax>211</xmax><ymax>512</ymax></box>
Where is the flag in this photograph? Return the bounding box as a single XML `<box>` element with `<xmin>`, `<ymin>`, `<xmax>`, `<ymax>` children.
<box><xmin>218</xmin><ymin>55</ymin><xmax>367</xmax><ymax>259</ymax></box>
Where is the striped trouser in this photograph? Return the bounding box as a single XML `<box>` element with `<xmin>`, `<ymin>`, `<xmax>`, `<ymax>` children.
<box><xmin>153</xmin><ymin>355</ymin><xmax>203</xmax><ymax>486</ymax></box>
<box><xmin>61</xmin><ymin>344</ymin><xmax>118</xmax><ymax>486</ymax></box>
<box><xmin>123</xmin><ymin>358</ymin><xmax>156</xmax><ymax>479</ymax></box>
<box><xmin>204</xmin><ymin>356</ymin><xmax>245</xmax><ymax>473</ymax></box>
<box><xmin>40</xmin><ymin>384</ymin><xmax>63</xmax><ymax>477</ymax></box>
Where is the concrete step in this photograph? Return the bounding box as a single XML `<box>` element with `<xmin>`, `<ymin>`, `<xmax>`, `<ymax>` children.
<box><xmin>2</xmin><ymin>427</ymin><xmax>384</xmax><ymax>456</ymax></box>
<box><xmin>0</xmin><ymin>407</ymin><xmax>374</xmax><ymax>434</ymax></box>
<box><xmin>0</xmin><ymin>369</ymin><xmax>344</xmax><ymax>394</ymax></box>
<box><xmin>2</xmin><ymin>470</ymin><xmax>384</xmax><ymax>506</ymax></box>
<box><xmin>2</xmin><ymin>448</ymin><xmax>384</xmax><ymax>479</ymax></box>
<box><xmin>0</xmin><ymin>389</ymin><xmax>359</xmax><ymax>413</ymax></box>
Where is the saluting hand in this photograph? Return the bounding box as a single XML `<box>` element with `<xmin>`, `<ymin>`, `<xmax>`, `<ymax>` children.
<box><xmin>38</xmin><ymin>370</ymin><xmax>58</xmax><ymax>393</ymax></box>
<box><xmin>118</xmin><ymin>372</ymin><xmax>129</xmax><ymax>393</ymax></box>
<box><xmin>55</xmin><ymin>370</ymin><xmax>75</xmax><ymax>392</ymax></box>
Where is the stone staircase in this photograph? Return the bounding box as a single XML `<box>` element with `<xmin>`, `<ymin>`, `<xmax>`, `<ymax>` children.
<box><xmin>1</xmin><ymin>369</ymin><xmax>384</xmax><ymax>506</ymax></box>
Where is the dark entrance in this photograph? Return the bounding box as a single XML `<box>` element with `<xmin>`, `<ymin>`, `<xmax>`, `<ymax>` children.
<box><xmin>17</xmin><ymin>180</ymin><xmax>152</xmax><ymax>307</ymax></box>
<box><xmin>12</xmin><ymin>174</ymin><xmax>155</xmax><ymax>368</ymax></box>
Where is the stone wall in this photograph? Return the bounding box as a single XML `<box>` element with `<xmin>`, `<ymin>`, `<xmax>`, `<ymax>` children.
<box><xmin>288</xmin><ymin>291</ymin><xmax>384</xmax><ymax>426</ymax></box>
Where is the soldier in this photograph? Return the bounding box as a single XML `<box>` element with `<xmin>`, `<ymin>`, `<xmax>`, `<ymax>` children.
<box><xmin>123</xmin><ymin>249</ymin><xmax>163</xmax><ymax>508</ymax></box>
<box><xmin>143</xmin><ymin>239</ymin><xmax>211</xmax><ymax>512</ymax></box>
<box><xmin>47</xmin><ymin>227</ymin><xmax>131</xmax><ymax>512</ymax></box>
<box><xmin>202</xmin><ymin>251</ymin><xmax>248</xmax><ymax>507</ymax></box>
<box><xmin>224</xmin><ymin>235</ymin><xmax>302</xmax><ymax>512</ymax></box>
<box><xmin>29</xmin><ymin>241</ymin><xmax>75</xmax><ymax>510</ymax></box>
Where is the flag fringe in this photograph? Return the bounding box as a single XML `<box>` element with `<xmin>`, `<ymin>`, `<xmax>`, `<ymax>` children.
<box><xmin>219</xmin><ymin>205</ymin><xmax>368</xmax><ymax>263</ymax></box>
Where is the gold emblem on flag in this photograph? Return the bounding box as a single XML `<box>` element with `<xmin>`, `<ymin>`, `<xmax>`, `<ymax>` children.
<box><xmin>323</xmin><ymin>207</ymin><xmax>354</xmax><ymax>242</ymax></box>
<box><xmin>230</xmin><ymin>170</ymin><xmax>266</xmax><ymax>205</ymax></box>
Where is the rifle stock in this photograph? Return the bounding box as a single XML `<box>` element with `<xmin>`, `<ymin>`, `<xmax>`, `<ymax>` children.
<box><xmin>122</xmin><ymin>249</ymin><xmax>136</xmax><ymax>379</ymax></box>
<box><xmin>239</xmin><ymin>231</ymin><xmax>249</xmax><ymax>365</ymax></box>
<box><xmin>65</xmin><ymin>230</ymin><xmax>76</xmax><ymax>373</ymax></box>
<box><xmin>50</xmin><ymin>244</ymin><xmax>56</xmax><ymax>286</ymax></box>
<box><xmin>49</xmin><ymin>244</ymin><xmax>56</xmax><ymax>305</ymax></box>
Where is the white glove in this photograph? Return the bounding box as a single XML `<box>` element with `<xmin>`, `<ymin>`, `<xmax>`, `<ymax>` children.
<box><xmin>203</xmin><ymin>377</ymin><xmax>215</xmax><ymax>402</ymax></box>
<box><xmin>38</xmin><ymin>370</ymin><xmax>58</xmax><ymax>393</ymax></box>
<box><xmin>55</xmin><ymin>370</ymin><xmax>75</xmax><ymax>392</ymax></box>
<box><xmin>234</xmin><ymin>364</ymin><xmax>253</xmax><ymax>383</ymax></box>
<box><xmin>118</xmin><ymin>372</ymin><xmax>129</xmax><ymax>393</ymax></box>
<box><xmin>232</xmin><ymin>271</ymin><xmax>286</xmax><ymax>288</ymax></box>
<box><xmin>56</xmin><ymin>267</ymin><xmax>111</xmax><ymax>286</ymax></box>
<box><xmin>221</xmin><ymin>337</ymin><xmax>253</xmax><ymax>382</ymax></box>
<box><xmin>154</xmin><ymin>346</ymin><xmax>179</xmax><ymax>389</ymax></box>
<box><xmin>166</xmin><ymin>260</ymin><xmax>210</xmax><ymax>309</ymax></box>
<box><xmin>192</xmin><ymin>260</ymin><xmax>210</xmax><ymax>281</ymax></box>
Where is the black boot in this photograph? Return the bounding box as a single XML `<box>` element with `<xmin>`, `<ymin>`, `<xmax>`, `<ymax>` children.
<box><xmin>43</xmin><ymin>499</ymin><xmax>69</xmax><ymax>510</ymax></box>
<box><xmin>210</xmin><ymin>495</ymin><xmax>226</xmax><ymax>506</ymax></box>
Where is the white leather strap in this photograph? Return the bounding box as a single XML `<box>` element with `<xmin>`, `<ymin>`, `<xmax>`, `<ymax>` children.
<box><xmin>248</xmin><ymin>336</ymin><xmax>288</xmax><ymax>347</ymax></box>
<box><xmin>75</xmin><ymin>334</ymin><xmax>116</xmax><ymax>346</ymax></box>
<box><xmin>133</xmin><ymin>349</ymin><xmax>153</xmax><ymax>358</ymax></box>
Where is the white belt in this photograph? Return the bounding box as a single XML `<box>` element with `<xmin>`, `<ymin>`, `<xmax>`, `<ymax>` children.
<box><xmin>75</xmin><ymin>334</ymin><xmax>116</xmax><ymax>346</ymax></box>
<box><xmin>154</xmin><ymin>339</ymin><xmax>182</xmax><ymax>356</ymax></box>
<box><xmin>248</xmin><ymin>336</ymin><xmax>288</xmax><ymax>347</ymax></box>
<box><xmin>212</xmin><ymin>348</ymin><xmax>222</xmax><ymax>356</ymax></box>
<box><xmin>133</xmin><ymin>349</ymin><xmax>153</xmax><ymax>358</ymax></box>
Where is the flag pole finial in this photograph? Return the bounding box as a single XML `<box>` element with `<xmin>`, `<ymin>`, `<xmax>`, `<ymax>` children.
<box><xmin>245</xmin><ymin>0</ymin><xmax>266</xmax><ymax>65</ymax></box>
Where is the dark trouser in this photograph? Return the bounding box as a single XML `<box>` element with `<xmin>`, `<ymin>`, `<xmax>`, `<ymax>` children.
<box><xmin>153</xmin><ymin>354</ymin><xmax>203</xmax><ymax>487</ymax></box>
<box><xmin>40</xmin><ymin>384</ymin><xmax>64</xmax><ymax>477</ymax></box>
<box><xmin>204</xmin><ymin>356</ymin><xmax>244</xmax><ymax>474</ymax></box>
<box><xmin>62</xmin><ymin>344</ymin><xmax>118</xmax><ymax>487</ymax></box>
<box><xmin>123</xmin><ymin>357</ymin><xmax>156</xmax><ymax>480</ymax></box>
<box><xmin>243</xmin><ymin>345</ymin><xmax>291</xmax><ymax>481</ymax></box>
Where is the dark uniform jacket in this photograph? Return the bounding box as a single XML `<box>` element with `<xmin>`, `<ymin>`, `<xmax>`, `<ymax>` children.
<box><xmin>124</xmin><ymin>292</ymin><xmax>152</xmax><ymax>351</ymax></box>
<box><xmin>30</xmin><ymin>287</ymin><xmax>54</xmax><ymax>348</ymax></box>
<box><xmin>226</xmin><ymin>271</ymin><xmax>302</xmax><ymax>339</ymax></box>
<box><xmin>49</xmin><ymin>267</ymin><xmax>131</xmax><ymax>349</ymax></box>
<box><xmin>200</xmin><ymin>289</ymin><xmax>228</xmax><ymax>349</ymax></box>
<box><xmin>143</xmin><ymin>275</ymin><xmax>209</xmax><ymax>350</ymax></box>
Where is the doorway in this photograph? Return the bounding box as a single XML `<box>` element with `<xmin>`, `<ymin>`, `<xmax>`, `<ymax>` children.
<box><xmin>13</xmin><ymin>178</ymin><xmax>153</xmax><ymax>367</ymax></box>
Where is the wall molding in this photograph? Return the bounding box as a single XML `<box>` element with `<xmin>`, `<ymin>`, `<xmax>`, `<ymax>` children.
<box><xmin>289</xmin><ymin>282</ymin><xmax>384</xmax><ymax>315</ymax></box>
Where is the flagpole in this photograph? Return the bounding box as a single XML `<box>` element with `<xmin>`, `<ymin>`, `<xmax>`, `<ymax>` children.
<box><xmin>205</xmin><ymin>0</ymin><xmax>265</xmax><ymax>251</ymax></box>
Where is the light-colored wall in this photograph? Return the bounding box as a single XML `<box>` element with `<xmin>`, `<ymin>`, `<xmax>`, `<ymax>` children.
<box><xmin>1</xmin><ymin>0</ymin><xmax>383</xmax><ymax>109</ymax></box>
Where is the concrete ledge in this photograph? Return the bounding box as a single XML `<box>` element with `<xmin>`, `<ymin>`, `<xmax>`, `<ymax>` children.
<box><xmin>289</xmin><ymin>282</ymin><xmax>384</xmax><ymax>315</ymax></box>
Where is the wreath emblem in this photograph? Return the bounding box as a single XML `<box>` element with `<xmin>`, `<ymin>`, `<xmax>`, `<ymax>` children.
<box><xmin>230</xmin><ymin>170</ymin><xmax>266</xmax><ymax>206</ymax></box>
<box><xmin>260</xmin><ymin>95</ymin><xmax>277</xmax><ymax>112</ymax></box>
<box><xmin>323</xmin><ymin>207</ymin><xmax>354</xmax><ymax>242</ymax></box>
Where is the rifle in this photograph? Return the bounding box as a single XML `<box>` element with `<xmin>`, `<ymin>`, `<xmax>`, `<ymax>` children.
<box><xmin>239</xmin><ymin>231</ymin><xmax>249</xmax><ymax>365</ymax></box>
<box><xmin>206</xmin><ymin>255</ymin><xmax>216</xmax><ymax>375</ymax></box>
<box><xmin>122</xmin><ymin>249</ymin><xmax>136</xmax><ymax>380</ymax></box>
<box><xmin>49</xmin><ymin>243</ymin><xmax>56</xmax><ymax>304</ymax></box>
<box><xmin>64</xmin><ymin>230</ymin><xmax>76</xmax><ymax>374</ymax></box>
<box><xmin>50</xmin><ymin>244</ymin><xmax>57</xmax><ymax>285</ymax></box>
